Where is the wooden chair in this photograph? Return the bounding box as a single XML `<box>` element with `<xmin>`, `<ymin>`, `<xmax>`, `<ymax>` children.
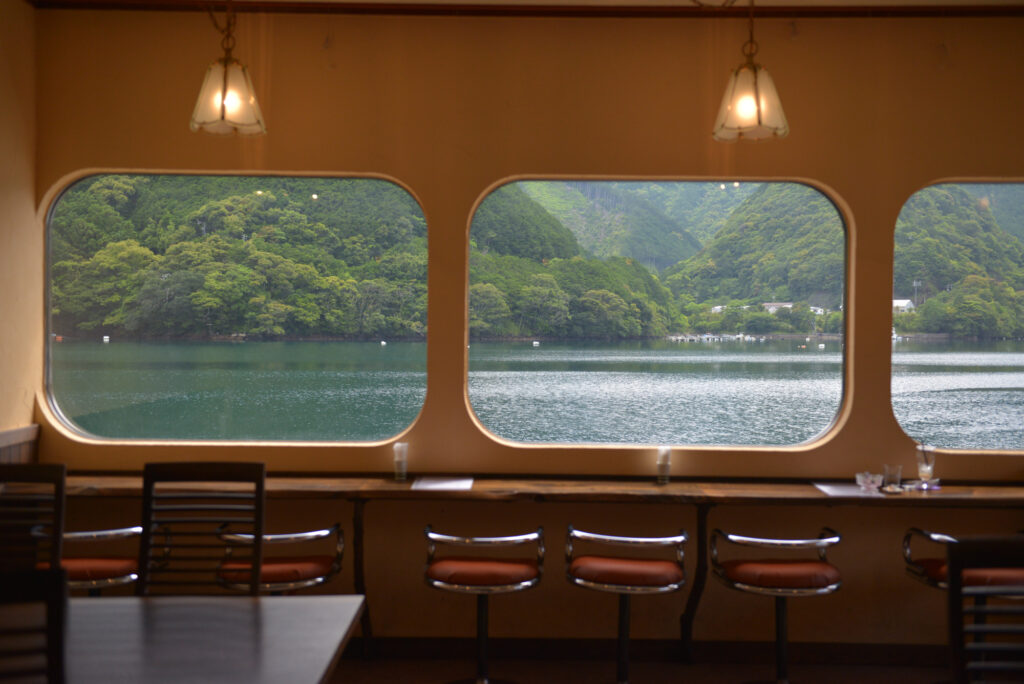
<box><xmin>0</xmin><ymin>464</ymin><xmax>65</xmax><ymax>572</ymax></box>
<box><xmin>218</xmin><ymin>521</ymin><xmax>344</xmax><ymax>594</ymax></box>
<box><xmin>1</xmin><ymin>463</ymin><xmax>140</xmax><ymax>595</ymax></box>
<box><xmin>947</xmin><ymin>536</ymin><xmax>1024</xmax><ymax>683</ymax></box>
<box><xmin>424</xmin><ymin>525</ymin><xmax>544</xmax><ymax>684</ymax></box>
<box><xmin>0</xmin><ymin>568</ymin><xmax>67</xmax><ymax>683</ymax></box>
<box><xmin>136</xmin><ymin>462</ymin><xmax>266</xmax><ymax>595</ymax></box>
<box><xmin>565</xmin><ymin>525</ymin><xmax>687</xmax><ymax>684</ymax></box>
<box><xmin>711</xmin><ymin>527</ymin><xmax>841</xmax><ymax>684</ymax></box>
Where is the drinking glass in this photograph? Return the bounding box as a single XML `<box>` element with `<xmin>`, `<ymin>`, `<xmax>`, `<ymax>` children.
<box><xmin>393</xmin><ymin>441</ymin><xmax>408</xmax><ymax>482</ymax></box>
<box><xmin>915</xmin><ymin>444</ymin><xmax>936</xmax><ymax>489</ymax></box>
<box><xmin>883</xmin><ymin>464</ymin><xmax>902</xmax><ymax>491</ymax></box>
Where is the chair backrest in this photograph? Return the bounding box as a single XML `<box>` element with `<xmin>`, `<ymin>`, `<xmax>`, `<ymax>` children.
<box><xmin>136</xmin><ymin>462</ymin><xmax>265</xmax><ymax>596</ymax></box>
<box><xmin>0</xmin><ymin>464</ymin><xmax>66</xmax><ymax>572</ymax></box>
<box><xmin>947</xmin><ymin>535</ymin><xmax>1024</xmax><ymax>684</ymax></box>
<box><xmin>0</xmin><ymin>568</ymin><xmax>67</xmax><ymax>683</ymax></box>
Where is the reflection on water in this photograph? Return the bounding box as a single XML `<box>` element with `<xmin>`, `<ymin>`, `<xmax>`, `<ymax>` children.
<box><xmin>469</xmin><ymin>340</ymin><xmax>843</xmax><ymax>446</ymax></box>
<box><xmin>49</xmin><ymin>339</ymin><xmax>1022</xmax><ymax>450</ymax></box>
<box><xmin>50</xmin><ymin>341</ymin><xmax>427</xmax><ymax>441</ymax></box>
<box><xmin>891</xmin><ymin>341</ymin><xmax>1024</xmax><ymax>450</ymax></box>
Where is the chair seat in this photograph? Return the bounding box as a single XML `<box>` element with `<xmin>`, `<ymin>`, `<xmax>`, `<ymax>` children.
<box><xmin>570</xmin><ymin>555</ymin><xmax>683</xmax><ymax>588</ymax></box>
<box><xmin>917</xmin><ymin>557</ymin><xmax>1024</xmax><ymax>586</ymax></box>
<box><xmin>720</xmin><ymin>559</ymin><xmax>841</xmax><ymax>589</ymax></box>
<box><xmin>38</xmin><ymin>557</ymin><xmax>137</xmax><ymax>582</ymax></box>
<box><xmin>219</xmin><ymin>555</ymin><xmax>337</xmax><ymax>584</ymax></box>
<box><xmin>426</xmin><ymin>557</ymin><xmax>539</xmax><ymax>587</ymax></box>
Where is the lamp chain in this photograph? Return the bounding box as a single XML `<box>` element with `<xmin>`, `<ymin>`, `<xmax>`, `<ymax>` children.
<box><xmin>207</xmin><ymin>3</ymin><xmax>237</xmax><ymax>59</ymax></box>
<box><xmin>742</xmin><ymin>0</ymin><xmax>758</xmax><ymax>61</ymax></box>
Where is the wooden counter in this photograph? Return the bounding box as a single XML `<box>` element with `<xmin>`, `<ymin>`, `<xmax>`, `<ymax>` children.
<box><xmin>63</xmin><ymin>474</ymin><xmax>1024</xmax><ymax>659</ymax></box>
<box><xmin>66</xmin><ymin>474</ymin><xmax>1024</xmax><ymax>507</ymax></box>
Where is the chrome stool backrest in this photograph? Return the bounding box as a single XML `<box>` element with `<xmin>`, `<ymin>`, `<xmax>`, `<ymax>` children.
<box><xmin>424</xmin><ymin>525</ymin><xmax>544</xmax><ymax>684</ymax></box>
<box><xmin>565</xmin><ymin>525</ymin><xmax>687</xmax><ymax>684</ymax></box>
<box><xmin>711</xmin><ymin>527</ymin><xmax>841</xmax><ymax>684</ymax></box>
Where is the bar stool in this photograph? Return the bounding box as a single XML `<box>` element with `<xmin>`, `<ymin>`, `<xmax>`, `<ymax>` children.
<box><xmin>711</xmin><ymin>527</ymin><xmax>842</xmax><ymax>684</ymax></box>
<box><xmin>565</xmin><ymin>525</ymin><xmax>687</xmax><ymax>684</ymax></box>
<box><xmin>63</xmin><ymin>525</ymin><xmax>143</xmax><ymax>595</ymax></box>
<box><xmin>424</xmin><ymin>525</ymin><xmax>544</xmax><ymax>684</ymax></box>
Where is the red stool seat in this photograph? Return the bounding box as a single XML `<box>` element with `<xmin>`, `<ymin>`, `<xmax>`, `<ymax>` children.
<box><xmin>220</xmin><ymin>555</ymin><xmax>337</xmax><ymax>584</ymax></box>
<box><xmin>38</xmin><ymin>557</ymin><xmax>137</xmax><ymax>582</ymax></box>
<box><xmin>570</xmin><ymin>555</ymin><xmax>684</xmax><ymax>587</ymax></box>
<box><xmin>426</xmin><ymin>557</ymin><xmax>539</xmax><ymax>586</ymax></box>
<box><xmin>917</xmin><ymin>557</ymin><xmax>1024</xmax><ymax>587</ymax></box>
<box><xmin>720</xmin><ymin>559</ymin><xmax>841</xmax><ymax>589</ymax></box>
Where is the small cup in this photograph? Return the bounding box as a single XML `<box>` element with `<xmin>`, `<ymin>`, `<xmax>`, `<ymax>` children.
<box><xmin>855</xmin><ymin>471</ymin><xmax>882</xmax><ymax>492</ymax></box>
<box><xmin>883</xmin><ymin>463</ymin><xmax>902</xmax><ymax>490</ymax></box>
<box><xmin>393</xmin><ymin>442</ymin><xmax>408</xmax><ymax>482</ymax></box>
<box><xmin>656</xmin><ymin>446</ymin><xmax>671</xmax><ymax>485</ymax></box>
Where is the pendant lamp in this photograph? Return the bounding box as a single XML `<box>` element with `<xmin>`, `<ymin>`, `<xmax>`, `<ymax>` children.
<box><xmin>712</xmin><ymin>0</ymin><xmax>787</xmax><ymax>142</ymax></box>
<box><xmin>190</xmin><ymin>3</ymin><xmax>266</xmax><ymax>135</ymax></box>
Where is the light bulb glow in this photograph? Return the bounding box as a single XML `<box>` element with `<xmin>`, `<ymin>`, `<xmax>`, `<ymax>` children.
<box><xmin>736</xmin><ymin>95</ymin><xmax>758</xmax><ymax>120</ymax></box>
<box><xmin>214</xmin><ymin>90</ymin><xmax>243</xmax><ymax>115</ymax></box>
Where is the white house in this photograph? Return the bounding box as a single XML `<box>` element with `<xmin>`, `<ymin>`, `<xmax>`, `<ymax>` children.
<box><xmin>893</xmin><ymin>299</ymin><xmax>916</xmax><ymax>313</ymax></box>
<box><xmin>762</xmin><ymin>302</ymin><xmax>794</xmax><ymax>314</ymax></box>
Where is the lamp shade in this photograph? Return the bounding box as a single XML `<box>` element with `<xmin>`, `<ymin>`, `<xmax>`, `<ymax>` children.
<box><xmin>190</xmin><ymin>57</ymin><xmax>266</xmax><ymax>135</ymax></box>
<box><xmin>712</xmin><ymin>60</ymin><xmax>788</xmax><ymax>142</ymax></box>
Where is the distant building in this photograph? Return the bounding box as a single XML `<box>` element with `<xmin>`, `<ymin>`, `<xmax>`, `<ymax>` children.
<box><xmin>893</xmin><ymin>299</ymin><xmax>915</xmax><ymax>313</ymax></box>
<box><xmin>762</xmin><ymin>302</ymin><xmax>794</xmax><ymax>314</ymax></box>
<box><xmin>710</xmin><ymin>305</ymin><xmax>725</xmax><ymax>314</ymax></box>
<box><xmin>810</xmin><ymin>306</ymin><xmax>826</xmax><ymax>316</ymax></box>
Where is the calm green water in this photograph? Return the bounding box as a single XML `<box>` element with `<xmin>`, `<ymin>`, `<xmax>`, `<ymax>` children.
<box><xmin>50</xmin><ymin>341</ymin><xmax>427</xmax><ymax>442</ymax></box>
<box><xmin>49</xmin><ymin>339</ymin><xmax>1024</xmax><ymax>449</ymax></box>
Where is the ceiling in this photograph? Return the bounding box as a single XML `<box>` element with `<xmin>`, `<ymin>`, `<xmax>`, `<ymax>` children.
<box><xmin>29</xmin><ymin>0</ymin><xmax>1024</xmax><ymax>16</ymax></box>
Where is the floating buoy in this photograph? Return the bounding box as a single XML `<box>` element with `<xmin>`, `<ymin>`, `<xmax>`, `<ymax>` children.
<box><xmin>381</xmin><ymin>340</ymin><xmax>387</xmax><ymax>346</ymax></box>
<box><xmin>532</xmin><ymin>341</ymin><xmax>540</xmax><ymax>347</ymax></box>
<box><xmin>818</xmin><ymin>343</ymin><xmax>826</xmax><ymax>350</ymax></box>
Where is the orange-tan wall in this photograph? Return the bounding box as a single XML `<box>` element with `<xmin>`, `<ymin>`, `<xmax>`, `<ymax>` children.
<box><xmin>2</xmin><ymin>5</ymin><xmax>1023</xmax><ymax>646</ymax></box>
<box><xmin>0</xmin><ymin>2</ymin><xmax>38</xmax><ymax>430</ymax></box>
<box><xmin>24</xmin><ymin>9</ymin><xmax>1024</xmax><ymax>479</ymax></box>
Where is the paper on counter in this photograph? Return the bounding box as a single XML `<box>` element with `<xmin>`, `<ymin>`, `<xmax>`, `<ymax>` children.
<box><xmin>411</xmin><ymin>477</ymin><xmax>474</xmax><ymax>491</ymax></box>
<box><xmin>813</xmin><ymin>482</ymin><xmax>884</xmax><ymax>497</ymax></box>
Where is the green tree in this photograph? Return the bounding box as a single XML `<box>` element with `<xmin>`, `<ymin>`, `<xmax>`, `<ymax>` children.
<box><xmin>570</xmin><ymin>290</ymin><xmax>642</xmax><ymax>339</ymax></box>
<box><xmin>470</xmin><ymin>283</ymin><xmax>514</xmax><ymax>338</ymax></box>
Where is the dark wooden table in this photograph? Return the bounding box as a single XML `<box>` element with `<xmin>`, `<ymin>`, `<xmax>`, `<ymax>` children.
<box><xmin>66</xmin><ymin>475</ymin><xmax>1024</xmax><ymax>659</ymax></box>
<box><xmin>65</xmin><ymin>595</ymin><xmax>364</xmax><ymax>684</ymax></box>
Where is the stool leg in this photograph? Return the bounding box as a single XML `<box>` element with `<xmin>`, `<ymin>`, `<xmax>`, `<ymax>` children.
<box><xmin>774</xmin><ymin>596</ymin><xmax>788</xmax><ymax>684</ymax></box>
<box><xmin>617</xmin><ymin>593</ymin><xmax>631</xmax><ymax>684</ymax></box>
<box><xmin>477</xmin><ymin>594</ymin><xmax>489</xmax><ymax>684</ymax></box>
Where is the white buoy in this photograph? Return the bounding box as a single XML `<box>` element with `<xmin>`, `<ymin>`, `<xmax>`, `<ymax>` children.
<box><xmin>381</xmin><ymin>340</ymin><xmax>387</xmax><ymax>346</ymax></box>
<box><xmin>818</xmin><ymin>343</ymin><xmax>826</xmax><ymax>350</ymax></box>
<box><xmin>532</xmin><ymin>341</ymin><xmax>540</xmax><ymax>347</ymax></box>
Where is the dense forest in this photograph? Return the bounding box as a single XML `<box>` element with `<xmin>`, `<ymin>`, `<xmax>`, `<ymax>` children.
<box><xmin>49</xmin><ymin>175</ymin><xmax>1024</xmax><ymax>341</ymax></box>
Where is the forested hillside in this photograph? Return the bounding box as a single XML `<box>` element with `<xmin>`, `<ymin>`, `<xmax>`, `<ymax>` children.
<box><xmin>49</xmin><ymin>175</ymin><xmax>1024</xmax><ymax>341</ymax></box>
<box><xmin>893</xmin><ymin>184</ymin><xmax>1024</xmax><ymax>337</ymax></box>
<box><xmin>518</xmin><ymin>181</ymin><xmax>703</xmax><ymax>270</ymax></box>
<box><xmin>51</xmin><ymin>175</ymin><xmax>429</xmax><ymax>339</ymax></box>
<box><xmin>665</xmin><ymin>184</ymin><xmax>845</xmax><ymax>308</ymax></box>
<box><xmin>965</xmin><ymin>184</ymin><xmax>1024</xmax><ymax>243</ymax></box>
